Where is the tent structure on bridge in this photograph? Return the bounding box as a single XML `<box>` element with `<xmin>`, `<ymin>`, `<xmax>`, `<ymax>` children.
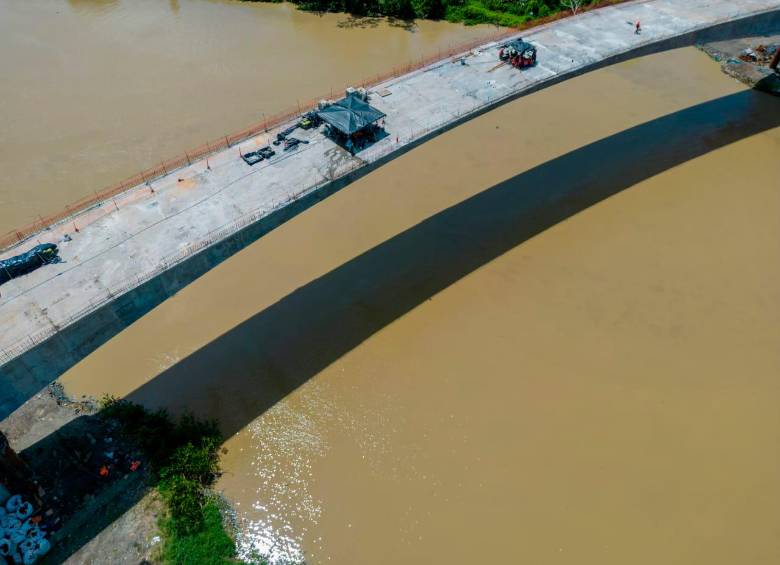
<box><xmin>317</xmin><ymin>93</ymin><xmax>386</xmax><ymax>154</ymax></box>
<box><xmin>317</xmin><ymin>93</ymin><xmax>385</xmax><ymax>136</ymax></box>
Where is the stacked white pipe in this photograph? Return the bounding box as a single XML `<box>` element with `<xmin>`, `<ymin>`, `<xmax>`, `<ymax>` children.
<box><xmin>0</xmin><ymin>494</ymin><xmax>50</xmax><ymax>565</ymax></box>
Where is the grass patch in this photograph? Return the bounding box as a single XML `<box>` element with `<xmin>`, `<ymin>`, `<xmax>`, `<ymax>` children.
<box><xmin>99</xmin><ymin>397</ymin><xmax>260</xmax><ymax>564</ymax></box>
<box><xmin>160</xmin><ymin>500</ymin><xmax>244</xmax><ymax>565</ymax></box>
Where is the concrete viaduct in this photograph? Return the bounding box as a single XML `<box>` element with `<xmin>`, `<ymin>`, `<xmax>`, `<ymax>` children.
<box><xmin>1</xmin><ymin>0</ymin><xmax>779</xmax><ymax>418</ymax></box>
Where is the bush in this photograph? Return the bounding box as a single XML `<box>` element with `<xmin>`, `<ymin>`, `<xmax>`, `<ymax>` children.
<box><xmin>446</xmin><ymin>0</ymin><xmax>528</xmax><ymax>26</ymax></box>
<box><xmin>100</xmin><ymin>395</ymin><xmax>175</xmax><ymax>471</ymax></box>
<box><xmin>382</xmin><ymin>0</ymin><xmax>416</xmax><ymax>19</ymax></box>
<box><xmin>257</xmin><ymin>0</ymin><xmax>587</xmax><ymax>23</ymax></box>
<box><xmin>161</xmin><ymin>500</ymin><xmax>238</xmax><ymax>565</ymax></box>
<box><xmin>161</xmin><ymin>440</ymin><xmax>221</xmax><ymax>486</ymax></box>
<box><xmin>99</xmin><ymin>398</ymin><xmax>241</xmax><ymax>563</ymax></box>
<box><xmin>99</xmin><ymin>396</ymin><xmax>220</xmax><ymax>474</ymax></box>
<box><xmin>159</xmin><ymin>475</ymin><xmax>205</xmax><ymax>535</ymax></box>
<box><xmin>413</xmin><ymin>0</ymin><xmax>445</xmax><ymax>19</ymax></box>
<box><xmin>250</xmin><ymin>0</ymin><xmax>620</xmax><ymax>23</ymax></box>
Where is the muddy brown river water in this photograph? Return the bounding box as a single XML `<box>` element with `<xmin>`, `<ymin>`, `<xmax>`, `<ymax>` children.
<box><xmin>3</xmin><ymin>2</ymin><xmax>779</xmax><ymax>564</ymax></box>
<box><xmin>0</xmin><ymin>0</ymin><xmax>491</xmax><ymax>230</ymax></box>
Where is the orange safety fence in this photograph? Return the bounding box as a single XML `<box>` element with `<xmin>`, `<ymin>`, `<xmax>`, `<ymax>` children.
<box><xmin>0</xmin><ymin>27</ymin><xmax>516</xmax><ymax>253</ymax></box>
<box><xmin>0</xmin><ymin>0</ymin><xmax>637</xmax><ymax>253</ymax></box>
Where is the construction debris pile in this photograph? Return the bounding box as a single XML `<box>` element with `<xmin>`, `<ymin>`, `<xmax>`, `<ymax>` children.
<box><xmin>738</xmin><ymin>43</ymin><xmax>779</xmax><ymax>65</ymax></box>
<box><xmin>0</xmin><ymin>492</ymin><xmax>50</xmax><ymax>565</ymax></box>
<box><xmin>699</xmin><ymin>36</ymin><xmax>780</xmax><ymax>96</ymax></box>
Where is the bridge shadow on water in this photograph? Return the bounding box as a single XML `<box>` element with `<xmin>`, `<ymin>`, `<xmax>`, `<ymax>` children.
<box><xmin>125</xmin><ymin>88</ymin><xmax>780</xmax><ymax>433</ymax></box>
<box><xmin>26</xmin><ymin>89</ymin><xmax>780</xmax><ymax>561</ymax></box>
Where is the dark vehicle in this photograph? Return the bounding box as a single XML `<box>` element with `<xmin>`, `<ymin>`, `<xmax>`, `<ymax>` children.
<box><xmin>283</xmin><ymin>137</ymin><xmax>309</xmax><ymax>151</ymax></box>
<box><xmin>0</xmin><ymin>243</ymin><xmax>59</xmax><ymax>284</ymax></box>
<box><xmin>241</xmin><ymin>146</ymin><xmax>277</xmax><ymax>166</ymax></box>
<box><xmin>273</xmin><ymin>124</ymin><xmax>300</xmax><ymax>146</ymax></box>
<box><xmin>499</xmin><ymin>39</ymin><xmax>537</xmax><ymax>68</ymax></box>
<box><xmin>241</xmin><ymin>151</ymin><xmax>263</xmax><ymax>165</ymax></box>
<box><xmin>258</xmin><ymin>146</ymin><xmax>276</xmax><ymax>159</ymax></box>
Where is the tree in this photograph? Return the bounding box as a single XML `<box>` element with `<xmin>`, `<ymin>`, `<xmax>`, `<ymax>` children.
<box><xmin>561</xmin><ymin>0</ymin><xmax>583</xmax><ymax>15</ymax></box>
<box><xmin>387</xmin><ymin>0</ymin><xmax>416</xmax><ymax>19</ymax></box>
<box><xmin>414</xmin><ymin>0</ymin><xmax>445</xmax><ymax>19</ymax></box>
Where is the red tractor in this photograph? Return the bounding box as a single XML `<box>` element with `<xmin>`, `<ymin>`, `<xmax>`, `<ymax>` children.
<box><xmin>499</xmin><ymin>39</ymin><xmax>537</xmax><ymax>69</ymax></box>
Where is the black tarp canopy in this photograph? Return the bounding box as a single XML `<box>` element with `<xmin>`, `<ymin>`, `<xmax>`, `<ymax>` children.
<box><xmin>317</xmin><ymin>94</ymin><xmax>385</xmax><ymax>136</ymax></box>
<box><xmin>0</xmin><ymin>243</ymin><xmax>58</xmax><ymax>284</ymax></box>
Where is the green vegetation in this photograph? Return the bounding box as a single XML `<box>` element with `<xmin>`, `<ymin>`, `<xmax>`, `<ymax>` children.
<box><xmin>251</xmin><ymin>0</ymin><xmax>608</xmax><ymax>26</ymax></box>
<box><xmin>160</xmin><ymin>500</ymin><xmax>244</xmax><ymax>565</ymax></box>
<box><xmin>100</xmin><ymin>397</ymin><xmax>253</xmax><ymax>564</ymax></box>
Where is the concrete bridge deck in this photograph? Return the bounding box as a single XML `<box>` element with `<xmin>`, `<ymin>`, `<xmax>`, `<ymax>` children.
<box><xmin>1</xmin><ymin>0</ymin><xmax>779</xmax><ymax>416</ymax></box>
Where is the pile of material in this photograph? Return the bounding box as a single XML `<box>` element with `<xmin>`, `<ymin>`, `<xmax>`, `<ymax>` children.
<box><xmin>738</xmin><ymin>43</ymin><xmax>779</xmax><ymax>64</ymax></box>
<box><xmin>0</xmin><ymin>244</ymin><xmax>59</xmax><ymax>285</ymax></box>
<box><xmin>0</xmin><ymin>493</ymin><xmax>50</xmax><ymax>564</ymax></box>
<box><xmin>283</xmin><ymin>137</ymin><xmax>309</xmax><ymax>151</ymax></box>
<box><xmin>699</xmin><ymin>37</ymin><xmax>780</xmax><ymax>96</ymax></box>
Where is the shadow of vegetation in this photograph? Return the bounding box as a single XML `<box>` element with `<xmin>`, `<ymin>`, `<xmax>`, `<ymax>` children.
<box><xmin>21</xmin><ymin>89</ymin><xmax>780</xmax><ymax>562</ymax></box>
<box><xmin>336</xmin><ymin>14</ymin><xmax>416</xmax><ymax>30</ymax></box>
<box><xmin>387</xmin><ymin>16</ymin><xmax>417</xmax><ymax>31</ymax></box>
<box><xmin>336</xmin><ymin>15</ymin><xmax>382</xmax><ymax>28</ymax></box>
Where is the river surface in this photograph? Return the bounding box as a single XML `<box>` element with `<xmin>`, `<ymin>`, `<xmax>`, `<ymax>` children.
<box><xmin>56</xmin><ymin>44</ymin><xmax>780</xmax><ymax>563</ymax></box>
<box><xmin>6</xmin><ymin>2</ymin><xmax>779</xmax><ymax>564</ymax></box>
<box><xmin>0</xmin><ymin>0</ymin><xmax>492</xmax><ymax>231</ymax></box>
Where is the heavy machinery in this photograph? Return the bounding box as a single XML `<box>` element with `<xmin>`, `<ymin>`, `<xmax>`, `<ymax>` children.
<box><xmin>499</xmin><ymin>39</ymin><xmax>537</xmax><ymax>69</ymax></box>
<box><xmin>298</xmin><ymin>111</ymin><xmax>321</xmax><ymax>130</ymax></box>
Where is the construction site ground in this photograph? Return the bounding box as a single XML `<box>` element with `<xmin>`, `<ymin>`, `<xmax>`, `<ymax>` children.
<box><xmin>699</xmin><ymin>33</ymin><xmax>780</xmax><ymax>94</ymax></box>
<box><xmin>1</xmin><ymin>387</ymin><xmax>161</xmax><ymax>565</ymax></box>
